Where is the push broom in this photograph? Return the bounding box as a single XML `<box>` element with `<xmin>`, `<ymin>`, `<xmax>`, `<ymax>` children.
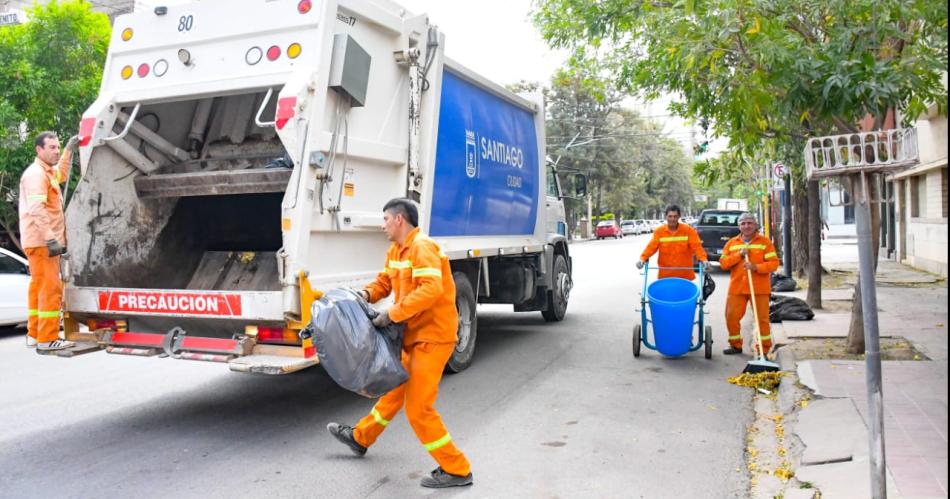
<box><xmin>742</xmin><ymin>254</ymin><xmax>780</xmax><ymax>374</ymax></box>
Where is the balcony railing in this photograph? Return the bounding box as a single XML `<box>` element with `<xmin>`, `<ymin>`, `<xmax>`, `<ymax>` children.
<box><xmin>805</xmin><ymin>128</ymin><xmax>919</xmax><ymax>179</ymax></box>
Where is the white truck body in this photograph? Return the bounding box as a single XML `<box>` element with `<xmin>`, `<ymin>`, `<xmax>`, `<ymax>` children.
<box><xmin>716</xmin><ymin>198</ymin><xmax>748</xmax><ymax>211</ymax></box>
<box><xmin>60</xmin><ymin>0</ymin><xmax>575</xmax><ymax>374</ymax></box>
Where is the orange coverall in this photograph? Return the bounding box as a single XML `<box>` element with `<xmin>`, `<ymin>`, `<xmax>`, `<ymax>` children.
<box><xmin>640</xmin><ymin>223</ymin><xmax>708</xmax><ymax>280</ymax></box>
<box><xmin>354</xmin><ymin>228</ymin><xmax>470</xmax><ymax>477</ymax></box>
<box><xmin>18</xmin><ymin>150</ymin><xmax>72</xmax><ymax>344</ymax></box>
<box><xmin>718</xmin><ymin>234</ymin><xmax>780</xmax><ymax>354</ymax></box>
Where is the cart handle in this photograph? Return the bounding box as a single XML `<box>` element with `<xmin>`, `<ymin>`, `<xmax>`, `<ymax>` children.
<box><xmin>640</xmin><ymin>262</ymin><xmax>705</xmax><ymax>303</ymax></box>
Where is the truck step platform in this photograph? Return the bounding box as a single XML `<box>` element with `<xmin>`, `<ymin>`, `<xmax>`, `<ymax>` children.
<box><xmin>134</xmin><ymin>168</ymin><xmax>292</xmax><ymax>198</ymax></box>
<box><xmin>38</xmin><ymin>341</ymin><xmax>102</xmax><ymax>357</ymax></box>
<box><xmin>228</xmin><ymin>355</ymin><xmax>319</xmax><ymax>375</ymax></box>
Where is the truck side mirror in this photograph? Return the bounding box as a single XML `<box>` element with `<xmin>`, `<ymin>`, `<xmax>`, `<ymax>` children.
<box><xmin>573</xmin><ymin>174</ymin><xmax>587</xmax><ymax>197</ymax></box>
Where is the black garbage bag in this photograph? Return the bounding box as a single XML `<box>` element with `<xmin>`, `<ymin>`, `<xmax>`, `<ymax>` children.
<box><xmin>702</xmin><ymin>271</ymin><xmax>716</xmax><ymax>301</ymax></box>
<box><xmin>769</xmin><ymin>294</ymin><xmax>815</xmax><ymax>323</ymax></box>
<box><xmin>309</xmin><ymin>288</ymin><xmax>408</xmax><ymax>398</ymax></box>
<box><xmin>771</xmin><ymin>274</ymin><xmax>798</xmax><ymax>292</ymax></box>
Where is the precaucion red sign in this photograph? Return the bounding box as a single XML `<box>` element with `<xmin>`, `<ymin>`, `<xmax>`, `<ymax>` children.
<box><xmin>98</xmin><ymin>290</ymin><xmax>243</xmax><ymax>317</ymax></box>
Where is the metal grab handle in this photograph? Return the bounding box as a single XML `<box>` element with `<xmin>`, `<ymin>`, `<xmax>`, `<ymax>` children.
<box><xmin>102</xmin><ymin>103</ymin><xmax>140</xmax><ymax>143</ymax></box>
<box><xmin>255</xmin><ymin>88</ymin><xmax>276</xmax><ymax>128</ymax></box>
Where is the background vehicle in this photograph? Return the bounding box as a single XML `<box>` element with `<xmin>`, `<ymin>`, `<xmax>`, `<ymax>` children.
<box><xmin>695</xmin><ymin>210</ymin><xmax>744</xmax><ymax>261</ymax></box>
<box><xmin>595</xmin><ymin>220</ymin><xmax>622</xmax><ymax>239</ymax></box>
<box><xmin>635</xmin><ymin>219</ymin><xmax>650</xmax><ymax>234</ymax></box>
<box><xmin>59</xmin><ymin>0</ymin><xmax>581</xmax><ymax>374</ymax></box>
<box><xmin>620</xmin><ymin>220</ymin><xmax>638</xmax><ymax>236</ymax></box>
<box><xmin>0</xmin><ymin>247</ymin><xmax>30</xmax><ymax>327</ymax></box>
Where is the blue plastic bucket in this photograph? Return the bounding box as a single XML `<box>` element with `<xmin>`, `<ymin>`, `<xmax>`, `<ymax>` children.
<box><xmin>647</xmin><ymin>277</ymin><xmax>699</xmax><ymax>357</ymax></box>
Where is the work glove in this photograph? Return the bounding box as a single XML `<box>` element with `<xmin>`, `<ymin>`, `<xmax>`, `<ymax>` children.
<box><xmin>635</xmin><ymin>260</ymin><xmax>644</xmax><ymax>269</ymax></box>
<box><xmin>65</xmin><ymin>135</ymin><xmax>80</xmax><ymax>153</ymax></box>
<box><xmin>371</xmin><ymin>309</ymin><xmax>393</xmax><ymax>328</ymax></box>
<box><xmin>46</xmin><ymin>239</ymin><xmax>66</xmax><ymax>257</ymax></box>
<box><xmin>358</xmin><ymin>290</ymin><xmax>370</xmax><ymax>302</ymax></box>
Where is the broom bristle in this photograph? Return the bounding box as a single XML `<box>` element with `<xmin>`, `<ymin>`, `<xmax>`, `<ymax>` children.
<box><xmin>743</xmin><ymin>359</ymin><xmax>781</xmax><ymax>374</ymax></box>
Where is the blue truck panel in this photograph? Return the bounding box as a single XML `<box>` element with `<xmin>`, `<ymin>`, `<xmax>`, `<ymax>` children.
<box><xmin>429</xmin><ymin>70</ymin><xmax>539</xmax><ymax>237</ymax></box>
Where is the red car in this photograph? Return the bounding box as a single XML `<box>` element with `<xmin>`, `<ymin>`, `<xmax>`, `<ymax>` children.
<box><xmin>595</xmin><ymin>220</ymin><xmax>623</xmax><ymax>239</ymax></box>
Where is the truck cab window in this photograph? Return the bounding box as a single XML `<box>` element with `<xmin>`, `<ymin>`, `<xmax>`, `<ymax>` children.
<box><xmin>546</xmin><ymin>168</ymin><xmax>559</xmax><ymax>197</ymax></box>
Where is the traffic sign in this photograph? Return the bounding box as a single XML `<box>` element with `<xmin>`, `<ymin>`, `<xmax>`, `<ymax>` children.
<box><xmin>773</xmin><ymin>162</ymin><xmax>788</xmax><ymax>178</ymax></box>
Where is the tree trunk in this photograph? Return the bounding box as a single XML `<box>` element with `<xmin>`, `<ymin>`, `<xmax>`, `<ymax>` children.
<box><xmin>792</xmin><ymin>181</ymin><xmax>809</xmax><ymax>277</ymax></box>
<box><xmin>846</xmin><ymin>176</ymin><xmax>882</xmax><ymax>354</ymax></box>
<box><xmin>0</xmin><ymin>215</ymin><xmax>23</xmax><ymax>254</ymax></box>
<box><xmin>806</xmin><ymin>180</ymin><xmax>822</xmax><ymax>309</ymax></box>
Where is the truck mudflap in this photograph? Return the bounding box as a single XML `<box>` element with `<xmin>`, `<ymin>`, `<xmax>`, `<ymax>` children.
<box><xmin>65</xmin><ymin>287</ymin><xmax>284</xmax><ymax>321</ymax></box>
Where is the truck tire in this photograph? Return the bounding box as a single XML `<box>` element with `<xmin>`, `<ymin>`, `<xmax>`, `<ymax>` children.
<box><xmin>446</xmin><ymin>271</ymin><xmax>477</xmax><ymax>373</ymax></box>
<box><xmin>541</xmin><ymin>254</ymin><xmax>570</xmax><ymax>322</ymax></box>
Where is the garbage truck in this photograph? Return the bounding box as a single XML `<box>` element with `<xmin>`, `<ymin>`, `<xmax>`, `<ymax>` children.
<box><xmin>58</xmin><ymin>0</ymin><xmax>583</xmax><ymax>375</ymax></box>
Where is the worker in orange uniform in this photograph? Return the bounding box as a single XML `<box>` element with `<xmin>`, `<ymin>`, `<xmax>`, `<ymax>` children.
<box><xmin>19</xmin><ymin>131</ymin><xmax>78</xmax><ymax>352</ymax></box>
<box><xmin>718</xmin><ymin>212</ymin><xmax>780</xmax><ymax>355</ymax></box>
<box><xmin>637</xmin><ymin>204</ymin><xmax>709</xmax><ymax>280</ymax></box>
<box><xmin>327</xmin><ymin>198</ymin><xmax>472</xmax><ymax>489</ymax></box>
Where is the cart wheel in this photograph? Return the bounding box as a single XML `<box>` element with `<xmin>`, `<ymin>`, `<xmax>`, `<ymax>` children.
<box><xmin>704</xmin><ymin>325</ymin><xmax>713</xmax><ymax>359</ymax></box>
<box><xmin>633</xmin><ymin>324</ymin><xmax>642</xmax><ymax>358</ymax></box>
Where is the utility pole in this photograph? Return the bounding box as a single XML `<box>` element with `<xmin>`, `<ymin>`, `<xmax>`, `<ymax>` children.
<box><xmin>783</xmin><ymin>173</ymin><xmax>792</xmax><ymax>277</ymax></box>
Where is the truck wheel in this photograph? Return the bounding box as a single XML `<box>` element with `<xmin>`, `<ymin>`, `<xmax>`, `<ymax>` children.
<box><xmin>541</xmin><ymin>254</ymin><xmax>570</xmax><ymax>322</ymax></box>
<box><xmin>446</xmin><ymin>272</ymin><xmax>477</xmax><ymax>373</ymax></box>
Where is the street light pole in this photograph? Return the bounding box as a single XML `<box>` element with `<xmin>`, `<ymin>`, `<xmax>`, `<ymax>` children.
<box><xmin>853</xmin><ymin>172</ymin><xmax>887</xmax><ymax>499</ymax></box>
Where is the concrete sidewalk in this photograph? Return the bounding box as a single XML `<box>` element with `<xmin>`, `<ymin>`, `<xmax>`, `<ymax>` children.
<box><xmin>769</xmin><ymin>237</ymin><xmax>948</xmax><ymax>499</ymax></box>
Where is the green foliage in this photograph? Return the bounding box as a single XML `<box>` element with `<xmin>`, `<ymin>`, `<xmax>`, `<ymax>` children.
<box><xmin>0</xmin><ymin>0</ymin><xmax>110</xmax><ymax>249</ymax></box>
<box><xmin>533</xmin><ymin>0</ymin><xmax>949</xmax><ymax>180</ymax></box>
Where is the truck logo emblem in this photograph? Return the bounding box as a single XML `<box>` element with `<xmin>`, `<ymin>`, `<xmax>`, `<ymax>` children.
<box><xmin>465</xmin><ymin>130</ymin><xmax>478</xmax><ymax>178</ymax></box>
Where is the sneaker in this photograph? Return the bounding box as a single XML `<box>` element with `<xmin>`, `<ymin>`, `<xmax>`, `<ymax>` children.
<box><xmin>722</xmin><ymin>347</ymin><xmax>743</xmax><ymax>355</ymax></box>
<box><xmin>326</xmin><ymin>422</ymin><xmax>367</xmax><ymax>456</ymax></box>
<box><xmin>37</xmin><ymin>339</ymin><xmax>75</xmax><ymax>351</ymax></box>
<box><xmin>420</xmin><ymin>467</ymin><xmax>473</xmax><ymax>488</ymax></box>
<box><xmin>26</xmin><ymin>336</ymin><xmax>37</xmax><ymax>348</ymax></box>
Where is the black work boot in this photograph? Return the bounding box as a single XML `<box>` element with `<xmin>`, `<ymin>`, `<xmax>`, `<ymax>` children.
<box><xmin>722</xmin><ymin>347</ymin><xmax>743</xmax><ymax>355</ymax></box>
<box><xmin>420</xmin><ymin>467</ymin><xmax>474</xmax><ymax>488</ymax></box>
<box><xmin>326</xmin><ymin>423</ymin><xmax>367</xmax><ymax>456</ymax></box>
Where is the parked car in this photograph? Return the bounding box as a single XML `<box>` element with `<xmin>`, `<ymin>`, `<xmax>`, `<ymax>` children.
<box><xmin>620</xmin><ymin>220</ymin><xmax>638</xmax><ymax>236</ymax></box>
<box><xmin>695</xmin><ymin>209</ymin><xmax>744</xmax><ymax>261</ymax></box>
<box><xmin>0</xmin><ymin>247</ymin><xmax>30</xmax><ymax>327</ymax></box>
<box><xmin>595</xmin><ymin>220</ymin><xmax>623</xmax><ymax>239</ymax></box>
<box><xmin>635</xmin><ymin>219</ymin><xmax>650</xmax><ymax>234</ymax></box>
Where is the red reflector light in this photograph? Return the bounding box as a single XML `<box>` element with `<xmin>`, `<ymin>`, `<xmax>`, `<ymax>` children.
<box><xmin>275</xmin><ymin>97</ymin><xmax>297</xmax><ymax>130</ymax></box>
<box><xmin>78</xmin><ymin>117</ymin><xmax>95</xmax><ymax>147</ymax></box>
<box><xmin>298</xmin><ymin>0</ymin><xmax>312</xmax><ymax>14</ymax></box>
<box><xmin>255</xmin><ymin>326</ymin><xmax>299</xmax><ymax>345</ymax></box>
<box><xmin>137</xmin><ymin>63</ymin><xmax>150</xmax><ymax>77</ymax></box>
<box><xmin>266</xmin><ymin>45</ymin><xmax>281</xmax><ymax>61</ymax></box>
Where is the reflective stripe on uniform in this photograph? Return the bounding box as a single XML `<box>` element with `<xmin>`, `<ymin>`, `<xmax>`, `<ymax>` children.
<box><xmin>27</xmin><ymin>194</ymin><xmax>47</xmax><ymax>203</ymax></box>
<box><xmin>411</xmin><ymin>268</ymin><xmax>442</xmax><ymax>278</ymax></box>
<box><xmin>759</xmin><ymin>335</ymin><xmax>772</xmax><ymax>341</ymax></box>
<box><xmin>764</xmin><ymin>252</ymin><xmax>777</xmax><ymax>259</ymax></box>
<box><xmin>659</xmin><ymin>236</ymin><xmax>689</xmax><ymax>242</ymax></box>
<box><xmin>424</xmin><ymin>433</ymin><xmax>452</xmax><ymax>452</ymax></box>
<box><xmin>388</xmin><ymin>260</ymin><xmax>411</xmax><ymax>269</ymax></box>
<box><xmin>28</xmin><ymin>309</ymin><xmax>38</xmax><ymax>316</ymax></box>
<box><xmin>371</xmin><ymin>408</ymin><xmax>390</xmax><ymax>427</ymax></box>
<box><xmin>728</xmin><ymin>334</ymin><xmax>742</xmax><ymax>340</ymax></box>
<box><xmin>730</xmin><ymin>244</ymin><xmax>767</xmax><ymax>251</ymax></box>
<box><xmin>38</xmin><ymin>310</ymin><xmax>61</xmax><ymax>319</ymax></box>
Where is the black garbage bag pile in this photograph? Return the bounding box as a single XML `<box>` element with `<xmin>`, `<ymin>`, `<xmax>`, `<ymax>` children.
<box><xmin>769</xmin><ymin>294</ymin><xmax>815</xmax><ymax>323</ymax></box>
<box><xmin>771</xmin><ymin>274</ymin><xmax>798</xmax><ymax>292</ymax></box>
<box><xmin>308</xmin><ymin>289</ymin><xmax>408</xmax><ymax>398</ymax></box>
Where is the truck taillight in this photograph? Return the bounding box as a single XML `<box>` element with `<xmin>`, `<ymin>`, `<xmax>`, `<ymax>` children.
<box><xmin>87</xmin><ymin>318</ymin><xmax>128</xmax><ymax>332</ymax></box>
<box><xmin>287</xmin><ymin>43</ymin><xmax>302</xmax><ymax>59</ymax></box>
<box><xmin>246</xmin><ymin>47</ymin><xmax>263</xmax><ymax>65</ymax></box>
<box><xmin>121</xmin><ymin>65</ymin><xmax>133</xmax><ymax>80</ymax></box>
<box><xmin>266</xmin><ymin>45</ymin><xmax>281</xmax><ymax>61</ymax></box>
<box><xmin>137</xmin><ymin>63</ymin><xmax>150</xmax><ymax>78</ymax></box>
<box><xmin>121</xmin><ymin>28</ymin><xmax>133</xmax><ymax>41</ymax></box>
<box><xmin>79</xmin><ymin>117</ymin><xmax>95</xmax><ymax>147</ymax></box>
<box><xmin>298</xmin><ymin>0</ymin><xmax>312</xmax><ymax>14</ymax></box>
<box><xmin>246</xmin><ymin>325</ymin><xmax>299</xmax><ymax>345</ymax></box>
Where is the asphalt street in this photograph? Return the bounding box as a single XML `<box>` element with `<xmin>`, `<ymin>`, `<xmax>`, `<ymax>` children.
<box><xmin>0</xmin><ymin>234</ymin><xmax>754</xmax><ymax>498</ymax></box>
